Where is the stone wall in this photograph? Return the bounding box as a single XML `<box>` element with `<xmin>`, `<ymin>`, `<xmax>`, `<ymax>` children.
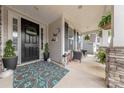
<box><xmin>106</xmin><ymin>47</ymin><xmax>124</xmax><ymax>88</ymax></box>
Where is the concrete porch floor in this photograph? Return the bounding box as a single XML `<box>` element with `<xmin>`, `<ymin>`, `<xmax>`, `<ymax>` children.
<box><xmin>55</xmin><ymin>55</ymin><xmax>106</xmax><ymax>88</ymax></box>
<box><xmin>0</xmin><ymin>55</ymin><xmax>106</xmax><ymax>88</ymax></box>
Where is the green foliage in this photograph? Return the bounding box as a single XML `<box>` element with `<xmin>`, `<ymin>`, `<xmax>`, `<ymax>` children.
<box><xmin>84</xmin><ymin>34</ymin><xmax>90</xmax><ymax>41</ymax></box>
<box><xmin>44</xmin><ymin>43</ymin><xmax>49</xmax><ymax>55</ymax></box>
<box><xmin>3</xmin><ymin>40</ymin><xmax>16</xmax><ymax>58</ymax></box>
<box><xmin>108</xmin><ymin>30</ymin><xmax>112</xmax><ymax>37</ymax></box>
<box><xmin>96</xmin><ymin>48</ymin><xmax>106</xmax><ymax>64</ymax></box>
<box><xmin>98</xmin><ymin>13</ymin><xmax>111</xmax><ymax>27</ymax></box>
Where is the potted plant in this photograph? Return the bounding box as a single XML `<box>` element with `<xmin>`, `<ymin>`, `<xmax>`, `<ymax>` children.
<box><xmin>2</xmin><ymin>40</ymin><xmax>18</xmax><ymax>70</ymax></box>
<box><xmin>43</xmin><ymin>43</ymin><xmax>49</xmax><ymax>61</ymax></box>
<box><xmin>84</xmin><ymin>34</ymin><xmax>90</xmax><ymax>41</ymax></box>
<box><xmin>96</xmin><ymin>48</ymin><xmax>106</xmax><ymax>64</ymax></box>
<box><xmin>98</xmin><ymin>13</ymin><xmax>111</xmax><ymax>30</ymax></box>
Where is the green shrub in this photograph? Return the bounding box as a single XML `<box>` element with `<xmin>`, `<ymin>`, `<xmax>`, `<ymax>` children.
<box><xmin>96</xmin><ymin>48</ymin><xmax>106</xmax><ymax>64</ymax></box>
<box><xmin>3</xmin><ymin>40</ymin><xmax>16</xmax><ymax>58</ymax></box>
<box><xmin>84</xmin><ymin>34</ymin><xmax>90</xmax><ymax>41</ymax></box>
<box><xmin>44</xmin><ymin>43</ymin><xmax>49</xmax><ymax>55</ymax></box>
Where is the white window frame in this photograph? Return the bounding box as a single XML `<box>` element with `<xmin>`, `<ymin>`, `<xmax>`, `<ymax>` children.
<box><xmin>8</xmin><ymin>10</ymin><xmax>21</xmax><ymax>64</ymax></box>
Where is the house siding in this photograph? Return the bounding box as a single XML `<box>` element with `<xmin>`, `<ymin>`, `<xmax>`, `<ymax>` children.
<box><xmin>49</xmin><ymin>17</ymin><xmax>63</xmax><ymax>64</ymax></box>
<box><xmin>2</xmin><ymin>6</ymin><xmax>8</xmax><ymax>49</ymax></box>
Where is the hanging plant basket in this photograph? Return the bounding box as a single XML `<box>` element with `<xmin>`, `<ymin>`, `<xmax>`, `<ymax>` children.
<box><xmin>84</xmin><ymin>34</ymin><xmax>90</xmax><ymax>41</ymax></box>
<box><xmin>100</xmin><ymin>22</ymin><xmax>111</xmax><ymax>30</ymax></box>
<box><xmin>98</xmin><ymin>13</ymin><xmax>111</xmax><ymax>30</ymax></box>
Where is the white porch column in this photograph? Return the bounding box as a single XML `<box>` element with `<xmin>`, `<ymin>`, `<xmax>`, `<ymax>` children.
<box><xmin>101</xmin><ymin>30</ymin><xmax>109</xmax><ymax>47</ymax></box>
<box><xmin>113</xmin><ymin>5</ymin><xmax>124</xmax><ymax>47</ymax></box>
<box><xmin>81</xmin><ymin>35</ymin><xmax>84</xmax><ymax>50</ymax></box>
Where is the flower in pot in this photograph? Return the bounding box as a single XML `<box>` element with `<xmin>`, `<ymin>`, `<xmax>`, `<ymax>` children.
<box><xmin>43</xmin><ymin>43</ymin><xmax>49</xmax><ymax>61</ymax></box>
<box><xmin>96</xmin><ymin>48</ymin><xmax>106</xmax><ymax>64</ymax></box>
<box><xmin>2</xmin><ymin>40</ymin><xmax>18</xmax><ymax>70</ymax></box>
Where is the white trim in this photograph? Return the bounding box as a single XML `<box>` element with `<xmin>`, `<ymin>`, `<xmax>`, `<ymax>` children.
<box><xmin>1</xmin><ymin>6</ymin><xmax>4</xmax><ymax>57</ymax></box>
<box><xmin>5</xmin><ymin>6</ymin><xmax>46</xmax><ymax>26</ymax></box>
<box><xmin>61</xmin><ymin>15</ymin><xmax>65</xmax><ymax>63</ymax></box>
<box><xmin>39</xmin><ymin>25</ymin><xmax>42</xmax><ymax>59</ymax></box>
<box><xmin>8</xmin><ymin>10</ymin><xmax>20</xmax><ymax>64</ymax></box>
<box><xmin>6</xmin><ymin>7</ymin><xmax>47</xmax><ymax>65</ymax></box>
<box><xmin>18</xmin><ymin>15</ymin><xmax>21</xmax><ymax>65</ymax></box>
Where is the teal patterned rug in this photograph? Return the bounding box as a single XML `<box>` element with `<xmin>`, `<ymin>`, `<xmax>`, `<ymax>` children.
<box><xmin>13</xmin><ymin>61</ymin><xmax>69</xmax><ymax>88</ymax></box>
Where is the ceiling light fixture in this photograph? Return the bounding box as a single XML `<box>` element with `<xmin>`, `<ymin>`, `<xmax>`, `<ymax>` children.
<box><xmin>78</xmin><ymin>5</ymin><xmax>83</xmax><ymax>9</ymax></box>
<box><xmin>33</xmin><ymin>6</ymin><xmax>39</xmax><ymax>11</ymax></box>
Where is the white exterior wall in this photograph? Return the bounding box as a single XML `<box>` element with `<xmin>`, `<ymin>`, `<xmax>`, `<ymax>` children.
<box><xmin>113</xmin><ymin>5</ymin><xmax>124</xmax><ymax>47</ymax></box>
<box><xmin>49</xmin><ymin>17</ymin><xmax>63</xmax><ymax>64</ymax></box>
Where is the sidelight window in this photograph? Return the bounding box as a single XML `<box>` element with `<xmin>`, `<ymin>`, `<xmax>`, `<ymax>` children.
<box><xmin>12</xmin><ymin>18</ymin><xmax>18</xmax><ymax>51</ymax></box>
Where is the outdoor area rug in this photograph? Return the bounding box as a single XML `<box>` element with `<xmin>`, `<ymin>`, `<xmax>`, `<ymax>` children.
<box><xmin>13</xmin><ymin>61</ymin><xmax>69</xmax><ymax>88</ymax></box>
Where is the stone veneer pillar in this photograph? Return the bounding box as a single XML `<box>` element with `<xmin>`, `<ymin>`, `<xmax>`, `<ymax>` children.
<box><xmin>106</xmin><ymin>47</ymin><xmax>124</xmax><ymax>88</ymax></box>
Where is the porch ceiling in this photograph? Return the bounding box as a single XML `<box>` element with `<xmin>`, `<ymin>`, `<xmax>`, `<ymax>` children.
<box><xmin>8</xmin><ymin>5</ymin><xmax>112</xmax><ymax>33</ymax></box>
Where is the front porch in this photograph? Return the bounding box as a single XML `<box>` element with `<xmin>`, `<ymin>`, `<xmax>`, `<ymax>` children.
<box><xmin>0</xmin><ymin>5</ymin><xmax>111</xmax><ymax>88</ymax></box>
<box><xmin>55</xmin><ymin>55</ymin><xmax>105</xmax><ymax>88</ymax></box>
<box><xmin>0</xmin><ymin>55</ymin><xmax>105</xmax><ymax>88</ymax></box>
<box><xmin>2</xmin><ymin>5</ymin><xmax>124</xmax><ymax>88</ymax></box>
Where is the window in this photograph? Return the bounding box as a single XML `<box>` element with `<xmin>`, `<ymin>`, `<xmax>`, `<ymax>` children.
<box><xmin>68</xmin><ymin>27</ymin><xmax>74</xmax><ymax>50</ymax></box>
<box><xmin>74</xmin><ymin>29</ymin><xmax>76</xmax><ymax>49</ymax></box>
<box><xmin>41</xmin><ymin>28</ymin><xmax>43</xmax><ymax>50</ymax></box>
<box><xmin>64</xmin><ymin>22</ymin><xmax>74</xmax><ymax>51</ymax></box>
<box><xmin>64</xmin><ymin>22</ymin><xmax>68</xmax><ymax>51</ymax></box>
<box><xmin>12</xmin><ymin>18</ymin><xmax>18</xmax><ymax>51</ymax></box>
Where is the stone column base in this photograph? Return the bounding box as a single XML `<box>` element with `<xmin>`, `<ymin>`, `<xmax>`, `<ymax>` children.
<box><xmin>106</xmin><ymin>47</ymin><xmax>124</xmax><ymax>88</ymax></box>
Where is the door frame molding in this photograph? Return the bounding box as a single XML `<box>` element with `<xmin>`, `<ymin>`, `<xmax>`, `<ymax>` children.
<box><xmin>8</xmin><ymin>10</ymin><xmax>43</xmax><ymax>65</ymax></box>
<box><xmin>8</xmin><ymin>10</ymin><xmax>21</xmax><ymax>64</ymax></box>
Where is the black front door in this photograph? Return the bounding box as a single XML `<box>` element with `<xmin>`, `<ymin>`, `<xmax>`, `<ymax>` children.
<box><xmin>21</xmin><ymin>18</ymin><xmax>39</xmax><ymax>63</ymax></box>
